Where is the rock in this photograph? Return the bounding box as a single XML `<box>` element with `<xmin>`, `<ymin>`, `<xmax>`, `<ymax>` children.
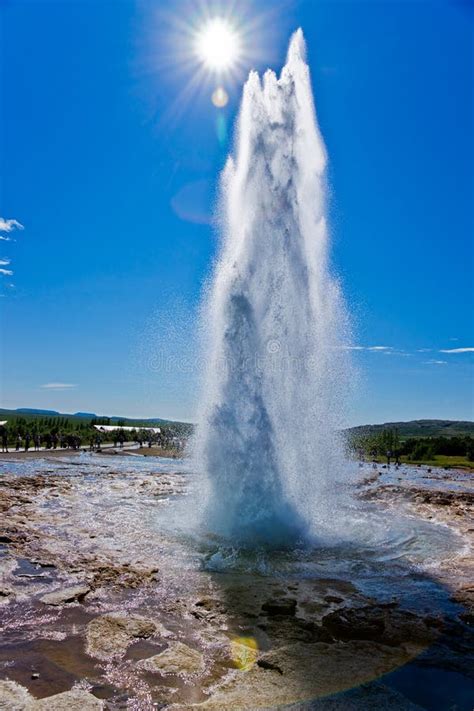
<box><xmin>191</xmin><ymin>640</ymin><xmax>422</xmax><ymax>710</ymax></box>
<box><xmin>195</xmin><ymin>597</ymin><xmax>223</xmax><ymax>612</ymax></box>
<box><xmin>32</xmin><ymin>689</ymin><xmax>103</xmax><ymax>709</ymax></box>
<box><xmin>258</xmin><ymin>614</ymin><xmax>332</xmax><ymax>644</ymax></box>
<box><xmin>320</xmin><ymin>606</ymin><xmax>438</xmax><ymax>647</ymax></box>
<box><xmin>0</xmin><ymin>586</ymin><xmax>14</xmax><ymax>600</ymax></box>
<box><xmin>324</xmin><ymin>595</ymin><xmax>344</xmax><ymax>604</ymax></box>
<box><xmin>0</xmin><ymin>556</ymin><xmax>17</xmax><ymax>577</ymax></box>
<box><xmin>86</xmin><ymin>613</ymin><xmax>156</xmax><ymax>659</ymax></box>
<box><xmin>261</xmin><ymin>597</ymin><xmax>297</xmax><ymax>616</ymax></box>
<box><xmin>137</xmin><ymin>641</ymin><xmax>204</xmax><ymax>676</ymax></box>
<box><xmin>322</xmin><ymin>608</ymin><xmax>385</xmax><ymax>642</ymax></box>
<box><xmin>31</xmin><ymin>561</ymin><xmax>55</xmax><ymax>569</ymax></box>
<box><xmin>40</xmin><ymin>585</ymin><xmax>90</xmax><ymax>606</ymax></box>
<box><xmin>459</xmin><ymin>610</ymin><xmax>474</xmax><ymax>625</ymax></box>
<box><xmin>0</xmin><ymin>680</ymin><xmax>33</xmax><ymax>710</ymax></box>
<box><xmin>257</xmin><ymin>659</ymin><xmax>283</xmax><ymax>674</ymax></box>
<box><xmin>155</xmin><ymin>621</ymin><xmax>173</xmax><ymax>638</ymax></box>
<box><xmin>282</xmin><ymin>682</ymin><xmax>426</xmax><ymax>710</ymax></box>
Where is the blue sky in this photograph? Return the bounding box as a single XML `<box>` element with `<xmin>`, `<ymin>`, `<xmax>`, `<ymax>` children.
<box><xmin>1</xmin><ymin>0</ymin><xmax>472</xmax><ymax>425</ymax></box>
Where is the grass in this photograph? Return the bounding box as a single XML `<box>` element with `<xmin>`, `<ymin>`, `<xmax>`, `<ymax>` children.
<box><xmin>369</xmin><ymin>455</ymin><xmax>474</xmax><ymax>470</ymax></box>
<box><xmin>400</xmin><ymin>455</ymin><xmax>474</xmax><ymax>470</ymax></box>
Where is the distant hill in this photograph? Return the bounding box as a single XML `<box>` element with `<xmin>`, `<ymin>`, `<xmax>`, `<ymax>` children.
<box><xmin>3</xmin><ymin>411</ymin><xmax>471</xmax><ymax>440</ymax></box>
<box><xmin>15</xmin><ymin>408</ymin><xmax>60</xmax><ymax>416</ymax></box>
<box><xmin>0</xmin><ymin>408</ymin><xmax>182</xmax><ymax>428</ymax></box>
<box><xmin>346</xmin><ymin>419</ymin><xmax>474</xmax><ymax>439</ymax></box>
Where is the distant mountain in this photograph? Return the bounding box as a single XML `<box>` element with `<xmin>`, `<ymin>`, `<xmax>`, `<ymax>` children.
<box><xmin>1</xmin><ymin>410</ymin><xmax>471</xmax><ymax>438</ymax></box>
<box><xmin>0</xmin><ymin>408</ymin><xmax>184</xmax><ymax>427</ymax></box>
<box><xmin>15</xmin><ymin>408</ymin><xmax>60</xmax><ymax>416</ymax></box>
<box><xmin>346</xmin><ymin>419</ymin><xmax>474</xmax><ymax>439</ymax></box>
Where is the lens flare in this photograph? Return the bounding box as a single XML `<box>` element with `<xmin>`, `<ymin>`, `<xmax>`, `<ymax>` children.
<box><xmin>230</xmin><ymin>636</ymin><xmax>258</xmax><ymax>671</ymax></box>
<box><xmin>212</xmin><ymin>86</ymin><xmax>229</xmax><ymax>108</ymax></box>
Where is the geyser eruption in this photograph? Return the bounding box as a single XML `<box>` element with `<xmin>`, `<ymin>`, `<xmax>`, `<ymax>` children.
<box><xmin>195</xmin><ymin>30</ymin><xmax>351</xmax><ymax>546</ymax></box>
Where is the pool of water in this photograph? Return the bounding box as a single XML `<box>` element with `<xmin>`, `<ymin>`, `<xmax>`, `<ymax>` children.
<box><xmin>2</xmin><ymin>454</ymin><xmax>466</xmax><ymax>616</ymax></box>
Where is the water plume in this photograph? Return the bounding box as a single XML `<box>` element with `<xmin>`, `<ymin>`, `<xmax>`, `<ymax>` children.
<box><xmin>194</xmin><ymin>30</ymin><xmax>352</xmax><ymax>547</ymax></box>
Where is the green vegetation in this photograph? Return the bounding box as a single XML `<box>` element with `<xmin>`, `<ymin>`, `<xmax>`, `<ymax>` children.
<box><xmin>348</xmin><ymin>421</ymin><xmax>474</xmax><ymax>469</ymax></box>
<box><xmin>347</xmin><ymin>419</ymin><xmax>474</xmax><ymax>439</ymax></box>
<box><xmin>2</xmin><ymin>410</ymin><xmax>473</xmax><ymax>468</ymax></box>
<box><xmin>403</xmin><ymin>455</ymin><xmax>473</xmax><ymax>470</ymax></box>
<box><xmin>0</xmin><ymin>408</ymin><xmax>193</xmax><ymax>449</ymax></box>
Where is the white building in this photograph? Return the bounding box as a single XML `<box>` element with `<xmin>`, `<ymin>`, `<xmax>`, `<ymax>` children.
<box><xmin>93</xmin><ymin>425</ymin><xmax>161</xmax><ymax>434</ymax></box>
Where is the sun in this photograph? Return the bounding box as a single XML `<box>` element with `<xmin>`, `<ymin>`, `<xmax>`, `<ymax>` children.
<box><xmin>196</xmin><ymin>19</ymin><xmax>240</xmax><ymax>72</ymax></box>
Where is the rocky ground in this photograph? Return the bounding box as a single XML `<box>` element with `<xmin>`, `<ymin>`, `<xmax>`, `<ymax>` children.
<box><xmin>360</xmin><ymin>467</ymin><xmax>474</xmax><ymax>622</ymax></box>
<box><xmin>0</xmin><ymin>456</ymin><xmax>473</xmax><ymax>710</ymax></box>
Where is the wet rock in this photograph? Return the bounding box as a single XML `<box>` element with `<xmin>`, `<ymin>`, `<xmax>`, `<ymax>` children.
<box><xmin>154</xmin><ymin>621</ymin><xmax>173</xmax><ymax>638</ymax></box>
<box><xmin>282</xmin><ymin>681</ymin><xmax>426</xmax><ymax>710</ymax></box>
<box><xmin>189</xmin><ymin>641</ymin><xmax>417</xmax><ymax>709</ymax></box>
<box><xmin>85</xmin><ymin>560</ymin><xmax>159</xmax><ymax>589</ymax></box>
<box><xmin>261</xmin><ymin>597</ymin><xmax>297</xmax><ymax>616</ymax></box>
<box><xmin>40</xmin><ymin>585</ymin><xmax>90</xmax><ymax>606</ymax></box>
<box><xmin>0</xmin><ymin>586</ymin><xmax>15</xmax><ymax>600</ymax></box>
<box><xmin>33</xmin><ymin>689</ymin><xmax>103</xmax><ymax>709</ymax></box>
<box><xmin>257</xmin><ymin>659</ymin><xmax>283</xmax><ymax>674</ymax></box>
<box><xmin>321</xmin><ymin>606</ymin><xmax>439</xmax><ymax>647</ymax></box>
<box><xmin>258</xmin><ymin>615</ymin><xmax>333</xmax><ymax>644</ymax></box>
<box><xmin>0</xmin><ymin>556</ymin><xmax>17</xmax><ymax>577</ymax></box>
<box><xmin>195</xmin><ymin>597</ymin><xmax>223</xmax><ymax>611</ymax></box>
<box><xmin>31</xmin><ymin>561</ymin><xmax>55</xmax><ymax>569</ymax></box>
<box><xmin>192</xmin><ymin>597</ymin><xmax>227</xmax><ymax>620</ymax></box>
<box><xmin>459</xmin><ymin>610</ymin><xmax>474</xmax><ymax>625</ymax></box>
<box><xmin>324</xmin><ymin>595</ymin><xmax>344</xmax><ymax>604</ymax></box>
<box><xmin>0</xmin><ymin>680</ymin><xmax>34</xmax><ymax>710</ymax></box>
<box><xmin>450</xmin><ymin>584</ymin><xmax>474</xmax><ymax>612</ymax></box>
<box><xmin>322</xmin><ymin>608</ymin><xmax>385</xmax><ymax>642</ymax></box>
<box><xmin>86</xmin><ymin>613</ymin><xmax>156</xmax><ymax>659</ymax></box>
<box><xmin>137</xmin><ymin>641</ymin><xmax>204</xmax><ymax>676</ymax></box>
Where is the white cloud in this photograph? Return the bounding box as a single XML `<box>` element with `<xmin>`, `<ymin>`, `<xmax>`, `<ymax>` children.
<box><xmin>439</xmin><ymin>348</ymin><xmax>474</xmax><ymax>354</ymax></box>
<box><xmin>0</xmin><ymin>219</ymin><xmax>22</xmax><ymax>284</ymax></box>
<box><xmin>338</xmin><ymin>344</ymin><xmax>473</xmax><ymax>359</ymax></box>
<box><xmin>342</xmin><ymin>345</ymin><xmax>393</xmax><ymax>352</ymax></box>
<box><xmin>40</xmin><ymin>383</ymin><xmax>77</xmax><ymax>390</ymax></box>
<box><xmin>0</xmin><ymin>217</ymin><xmax>24</xmax><ymax>233</ymax></box>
